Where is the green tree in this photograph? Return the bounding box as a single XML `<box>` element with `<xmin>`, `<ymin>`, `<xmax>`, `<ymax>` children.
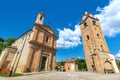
<box><xmin>60</xmin><ymin>61</ymin><xmax>64</xmax><ymax>66</ymax></box>
<box><xmin>56</xmin><ymin>61</ymin><xmax>65</xmax><ymax>66</ymax></box>
<box><xmin>0</xmin><ymin>37</ymin><xmax>16</xmax><ymax>54</ymax></box>
<box><xmin>0</xmin><ymin>38</ymin><xmax>4</xmax><ymax>43</ymax></box>
<box><xmin>0</xmin><ymin>38</ymin><xmax>5</xmax><ymax>54</ymax></box>
<box><xmin>4</xmin><ymin>38</ymin><xmax>16</xmax><ymax>46</ymax></box>
<box><xmin>76</xmin><ymin>58</ymin><xmax>87</xmax><ymax>71</ymax></box>
<box><xmin>0</xmin><ymin>42</ymin><xmax>6</xmax><ymax>54</ymax></box>
<box><xmin>116</xmin><ymin>60</ymin><xmax>120</xmax><ymax>69</ymax></box>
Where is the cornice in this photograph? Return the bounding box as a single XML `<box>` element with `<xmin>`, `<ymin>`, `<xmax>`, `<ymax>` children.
<box><xmin>34</xmin><ymin>23</ymin><xmax>57</xmax><ymax>38</ymax></box>
<box><xmin>29</xmin><ymin>40</ymin><xmax>56</xmax><ymax>52</ymax></box>
<box><xmin>80</xmin><ymin>16</ymin><xmax>99</xmax><ymax>25</ymax></box>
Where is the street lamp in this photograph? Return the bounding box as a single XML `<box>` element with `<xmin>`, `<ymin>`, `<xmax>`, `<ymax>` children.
<box><xmin>90</xmin><ymin>53</ymin><xmax>97</xmax><ymax>72</ymax></box>
<box><xmin>8</xmin><ymin>51</ymin><xmax>20</xmax><ymax>77</ymax></box>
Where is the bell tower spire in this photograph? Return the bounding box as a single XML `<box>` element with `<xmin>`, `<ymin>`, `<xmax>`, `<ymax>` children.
<box><xmin>35</xmin><ymin>12</ymin><xmax>44</xmax><ymax>25</ymax></box>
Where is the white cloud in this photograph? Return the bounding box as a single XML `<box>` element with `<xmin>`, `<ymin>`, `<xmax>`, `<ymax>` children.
<box><xmin>57</xmin><ymin>0</ymin><xmax>120</xmax><ymax>49</ymax></box>
<box><xmin>115</xmin><ymin>50</ymin><xmax>120</xmax><ymax>60</ymax></box>
<box><xmin>96</xmin><ymin>6</ymin><xmax>103</xmax><ymax>12</ymax></box>
<box><xmin>95</xmin><ymin>0</ymin><xmax>120</xmax><ymax>37</ymax></box>
<box><xmin>57</xmin><ymin>25</ymin><xmax>82</xmax><ymax>49</ymax></box>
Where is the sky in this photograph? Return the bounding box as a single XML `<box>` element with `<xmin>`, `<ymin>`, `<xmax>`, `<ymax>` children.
<box><xmin>0</xmin><ymin>0</ymin><xmax>120</xmax><ymax>62</ymax></box>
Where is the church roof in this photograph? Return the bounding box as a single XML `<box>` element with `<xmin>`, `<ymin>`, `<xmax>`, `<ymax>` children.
<box><xmin>65</xmin><ymin>58</ymin><xmax>76</xmax><ymax>63</ymax></box>
<box><xmin>34</xmin><ymin>23</ymin><xmax>57</xmax><ymax>37</ymax></box>
<box><xmin>80</xmin><ymin>13</ymin><xmax>99</xmax><ymax>25</ymax></box>
<box><xmin>8</xmin><ymin>46</ymin><xmax>17</xmax><ymax>49</ymax></box>
<box><xmin>43</xmin><ymin>25</ymin><xmax>54</xmax><ymax>32</ymax></box>
<box><xmin>17</xmin><ymin>29</ymin><xmax>32</xmax><ymax>40</ymax></box>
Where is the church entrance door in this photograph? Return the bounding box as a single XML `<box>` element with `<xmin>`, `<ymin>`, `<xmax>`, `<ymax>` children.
<box><xmin>41</xmin><ymin>56</ymin><xmax>47</xmax><ymax>71</ymax></box>
<box><xmin>104</xmin><ymin>61</ymin><xmax>114</xmax><ymax>73</ymax></box>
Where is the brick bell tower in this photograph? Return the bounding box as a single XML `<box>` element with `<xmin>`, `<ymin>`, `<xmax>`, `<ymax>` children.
<box><xmin>80</xmin><ymin>12</ymin><xmax>119</xmax><ymax>73</ymax></box>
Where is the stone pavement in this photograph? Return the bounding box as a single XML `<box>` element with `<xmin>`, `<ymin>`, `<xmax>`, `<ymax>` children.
<box><xmin>0</xmin><ymin>72</ymin><xmax>120</xmax><ymax>80</ymax></box>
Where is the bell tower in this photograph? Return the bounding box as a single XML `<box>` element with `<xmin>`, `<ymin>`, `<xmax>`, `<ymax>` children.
<box><xmin>35</xmin><ymin>12</ymin><xmax>44</xmax><ymax>25</ymax></box>
<box><xmin>80</xmin><ymin>12</ymin><xmax>119</xmax><ymax>73</ymax></box>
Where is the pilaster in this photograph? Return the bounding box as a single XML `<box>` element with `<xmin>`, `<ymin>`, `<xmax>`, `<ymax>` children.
<box><xmin>31</xmin><ymin>28</ymin><xmax>38</xmax><ymax>41</ymax></box>
<box><xmin>48</xmin><ymin>53</ymin><xmax>52</xmax><ymax>71</ymax></box>
<box><xmin>52</xmin><ymin>53</ymin><xmax>56</xmax><ymax>71</ymax></box>
<box><xmin>24</xmin><ymin>46</ymin><xmax>34</xmax><ymax>71</ymax></box>
<box><xmin>31</xmin><ymin>49</ymin><xmax>42</xmax><ymax>72</ymax></box>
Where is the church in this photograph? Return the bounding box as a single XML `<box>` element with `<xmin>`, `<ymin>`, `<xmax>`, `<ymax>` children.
<box><xmin>80</xmin><ymin>12</ymin><xmax>119</xmax><ymax>73</ymax></box>
<box><xmin>64</xmin><ymin>58</ymin><xmax>78</xmax><ymax>72</ymax></box>
<box><xmin>0</xmin><ymin>12</ymin><xmax>57</xmax><ymax>73</ymax></box>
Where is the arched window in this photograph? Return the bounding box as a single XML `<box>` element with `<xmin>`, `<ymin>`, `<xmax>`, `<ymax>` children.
<box><xmin>86</xmin><ymin>35</ymin><xmax>90</xmax><ymax>40</ymax></box>
<box><xmin>45</xmin><ymin>36</ymin><xmax>49</xmax><ymax>43</ymax></box>
<box><xmin>93</xmin><ymin>21</ymin><xmax>96</xmax><ymax>25</ymax></box>
<box><xmin>84</xmin><ymin>22</ymin><xmax>87</xmax><ymax>27</ymax></box>
<box><xmin>40</xmin><ymin>16</ymin><xmax>43</xmax><ymax>20</ymax></box>
<box><xmin>101</xmin><ymin>45</ymin><xmax>104</xmax><ymax>51</ymax></box>
<box><xmin>97</xmin><ymin>34</ymin><xmax>100</xmax><ymax>39</ymax></box>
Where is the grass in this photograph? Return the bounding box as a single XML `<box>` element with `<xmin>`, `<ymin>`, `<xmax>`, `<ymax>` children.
<box><xmin>0</xmin><ymin>73</ymin><xmax>23</xmax><ymax>77</ymax></box>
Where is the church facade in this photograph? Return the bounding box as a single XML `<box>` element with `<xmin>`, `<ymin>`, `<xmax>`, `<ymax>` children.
<box><xmin>0</xmin><ymin>12</ymin><xmax>57</xmax><ymax>73</ymax></box>
<box><xmin>64</xmin><ymin>58</ymin><xmax>78</xmax><ymax>72</ymax></box>
<box><xmin>80</xmin><ymin>12</ymin><xmax>119</xmax><ymax>73</ymax></box>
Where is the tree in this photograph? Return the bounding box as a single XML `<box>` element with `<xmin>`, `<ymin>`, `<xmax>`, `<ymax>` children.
<box><xmin>0</xmin><ymin>38</ymin><xmax>4</xmax><ymax>43</ymax></box>
<box><xmin>0</xmin><ymin>42</ymin><xmax>6</xmax><ymax>54</ymax></box>
<box><xmin>116</xmin><ymin>60</ymin><xmax>120</xmax><ymax>69</ymax></box>
<box><xmin>4</xmin><ymin>38</ymin><xmax>16</xmax><ymax>46</ymax></box>
<box><xmin>76</xmin><ymin>58</ymin><xmax>87</xmax><ymax>71</ymax></box>
<box><xmin>60</xmin><ymin>61</ymin><xmax>64</xmax><ymax>66</ymax></box>
<box><xmin>0</xmin><ymin>37</ymin><xmax>16</xmax><ymax>54</ymax></box>
<box><xmin>0</xmin><ymin>38</ymin><xmax>5</xmax><ymax>54</ymax></box>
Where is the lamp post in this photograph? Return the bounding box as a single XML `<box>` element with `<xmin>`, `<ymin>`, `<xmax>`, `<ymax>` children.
<box><xmin>91</xmin><ymin>53</ymin><xmax>97</xmax><ymax>72</ymax></box>
<box><xmin>8</xmin><ymin>51</ymin><xmax>19</xmax><ymax>77</ymax></box>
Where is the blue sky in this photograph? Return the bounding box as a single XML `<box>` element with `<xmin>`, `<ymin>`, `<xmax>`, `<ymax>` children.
<box><xmin>0</xmin><ymin>0</ymin><xmax>120</xmax><ymax>61</ymax></box>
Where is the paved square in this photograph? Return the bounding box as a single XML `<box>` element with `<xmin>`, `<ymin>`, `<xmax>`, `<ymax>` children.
<box><xmin>0</xmin><ymin>72</ymin><xmax>120</xmax><ymax>80</ymax></box>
